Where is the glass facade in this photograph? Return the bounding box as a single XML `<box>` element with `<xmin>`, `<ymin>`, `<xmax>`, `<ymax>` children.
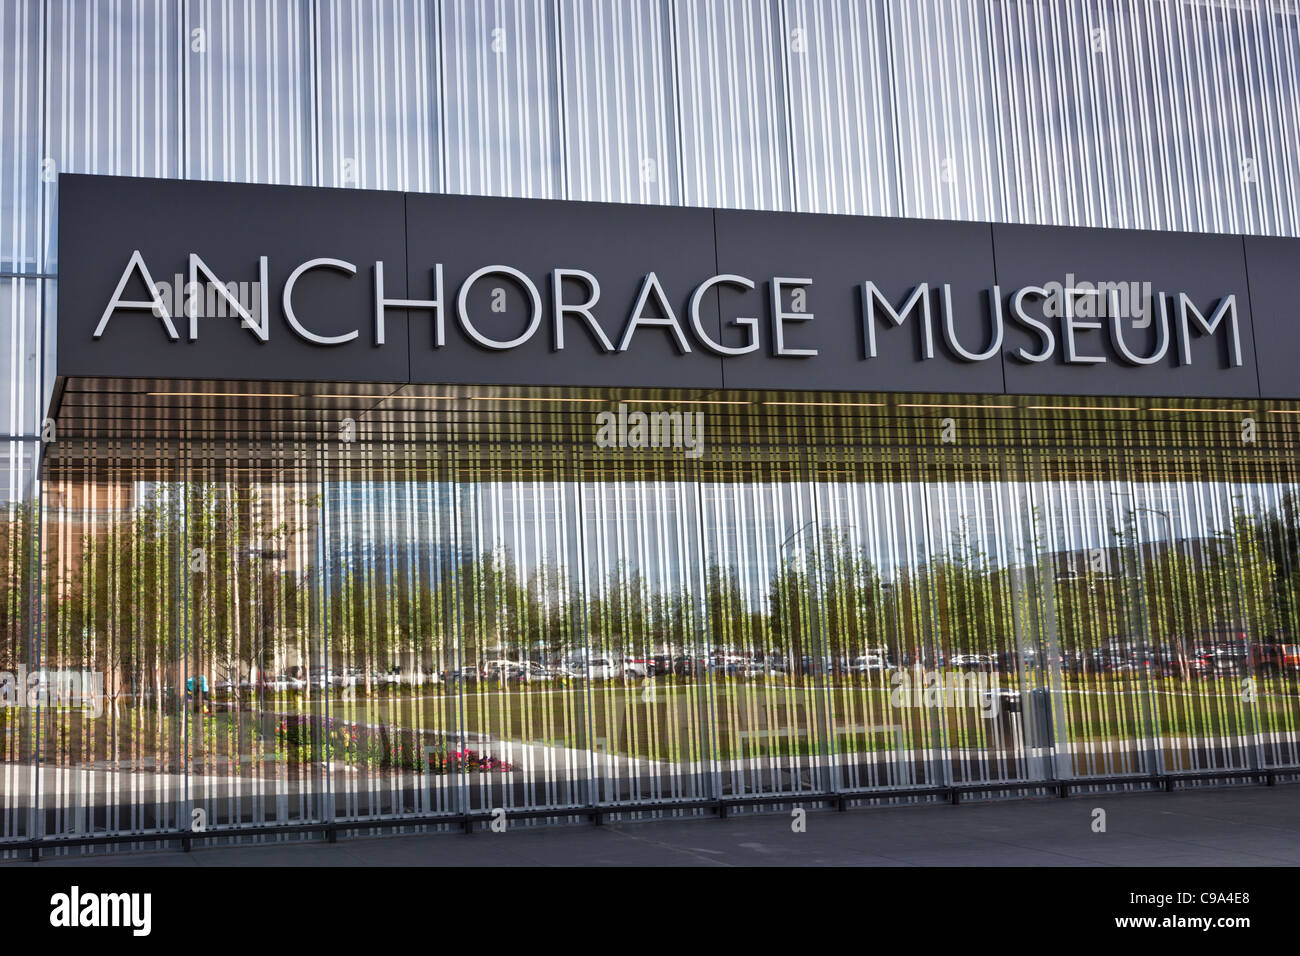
<box><xmin>20</xmin><ymin>395</ymin><xmax>1300</xmax><ymax>852</ymax></box>
<box><xmin>3</xmin><ymin>0</ymin><xmax>1300</xmax><ymax>852</ymax></box>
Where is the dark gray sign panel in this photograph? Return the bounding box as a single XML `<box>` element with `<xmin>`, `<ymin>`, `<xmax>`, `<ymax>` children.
<box><xmin>715</xmin><ymin>210</ymin><xmax>1003</xmax><ymax>393</ymax></box>
<box><xmin>57</xmin><ymin>175</ymin><xmax>409</xmax><ymax>384</ymax></box>
<box><xmin>995</xmin><ymin>223</ymin><xmax>1257</xmax><ymax>398</ymax></box>
<box><xmin>1244</xmin><ymin>236</ymin><xmax>1300</xmax><ymax>400</ymax></box>
<box><xmin>56</xmin><ymin>173</ymin><xmax>1300</xmax><ymax>402</ymax></box>
<box><xmin>404</xmin><ymin>193</ymin><xmax>723</xmax><ymax>389</ymax></box>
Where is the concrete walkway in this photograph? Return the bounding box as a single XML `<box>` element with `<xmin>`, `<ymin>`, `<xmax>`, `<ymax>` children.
<box><xmin>14</xmin><ymin>784</ymin><xmax>1300</xmax><ymax>866</ymax></box>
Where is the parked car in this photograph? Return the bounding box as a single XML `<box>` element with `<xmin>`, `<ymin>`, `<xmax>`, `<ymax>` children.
<box><xmin>798</xmin><ymin>655</ymin><xmax>830</xmax><ymax>676</ymax></box>
<box><xmin>717</xmin><ymin>656</ymin><xmax>751</xmax><ymax>676</ymax></box>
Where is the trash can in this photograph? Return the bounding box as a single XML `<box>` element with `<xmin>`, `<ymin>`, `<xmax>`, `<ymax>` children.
<box><xmin>1024</xmin><ymin>687</ymin><xmax>1054</xmax><ymax>750</ymax></box>
<box><xmin>984</xmin><ymin>687</ymin><xmax>1021</xmax><ymax>752</ymax></box>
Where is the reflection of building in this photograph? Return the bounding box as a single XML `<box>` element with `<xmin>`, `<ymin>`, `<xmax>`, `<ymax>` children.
<box><xmin>1050</xmin><ymin>537</ymin><xmax>1222</xmax><ymax>579</ymax></box>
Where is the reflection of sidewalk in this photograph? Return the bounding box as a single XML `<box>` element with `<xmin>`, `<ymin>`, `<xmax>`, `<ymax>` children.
<box><xmin>13</xmin><ymin>723</ymin><xmax>1293</xmax><ymax>836</ymax></box>
<box><xmin>266</xmin><ymin>708</ymin><xmax>653</xmax><ymax>781</ymax></box>
<box><xmin>10</xmin><ymin>786</ymin><xmax>1300</xmax><ymax>866</ymax></box>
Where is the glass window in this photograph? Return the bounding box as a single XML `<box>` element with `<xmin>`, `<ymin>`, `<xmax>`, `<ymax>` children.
<box><xmin>675</xmin><ymin>0</ymin><xmax>792</xmax><ymax>210</ymax></box>
<box><xmin>559</xmin><ymin>0</ymin><xmax>679</xmax><ymax>205</ymax></box>
<box><xmin>184</xmin><ymin>0</ymin><xmax>313</xmax><ymax>186</ymax></box>
<box><xmin>318</xmin><ymin>0</ymin><xmax>440</xmax><ymax>192</ymax></box>
<box><xmin>442</xmin><ymin>0</ymin><xmax>563</xmax><ymax>199</ymax></box>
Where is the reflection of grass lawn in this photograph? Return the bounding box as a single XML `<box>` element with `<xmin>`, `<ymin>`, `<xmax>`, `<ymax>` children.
<box><xmin>381</xmin><ymin>679</ymin><xmax>1300</xmax><ymax>761</ymax></box>
<box><xmin>458</xmin><ymin>679</ymin><xmax>1300</xmax><ymax>760</ymax></box>
<box><xmin>19</xmin><ymin>674</ymin><xmax>1300</xmax><ymax>767</ymax></box>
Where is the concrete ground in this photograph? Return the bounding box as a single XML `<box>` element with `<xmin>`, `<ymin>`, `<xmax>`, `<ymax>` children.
<box><xmin>16</xmin><ymin>784</ymin><xmax>1300</xmax><ymax>866</ymax></box>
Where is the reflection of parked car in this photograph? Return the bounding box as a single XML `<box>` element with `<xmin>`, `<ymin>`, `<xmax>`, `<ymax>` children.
<box><xmin>518</xmin><ymin>663</ymin><xmax>561</xmax><ymax>682</ymax></box>
<box><xmin>713</xmin><ymin>656</ymin><xmax>750</xmax><ymax>676</ymax></box>
<box><xmin>214</xmin><ymin>676</ymin><xmax>239</xmax><ymax>696</ymax></box>
<box><xmin>308</xmin><ymin>666</ymin><xmax>336</xmax><ymax>689</ymax></box>
<box><xmin>380</xmin><ymin>665</ymin><xmax>438</xmax><ymax>686</ymax></box>
<box><xmin>950</xmin><ymin>654</ymin><xmax>994</xmax><ymax>672</ymax></box>
<box><xmin>565</xmin><ymin>657</ymin><xmax>624</xmax><ymax>680</ymax></box>
<box><xmin>261</xmin><ymin>674</ymin><xmax>305</xmax><ymax>692</ymax></box>
<box><xmin>482</xmin><ymin>659</ymin><xmax>523</xmax><ymax>682</ymax></box>
<box><xmin>1203</xmin><ymin>642</ymin><xmax>1249</xmax><ymax>676</ymax></box>
<box><xmin>1252</xmin><ymin>642</ymin><xmax>1300</xmax><ymax>674</ymax></box>
<box><xmin>1158</xmin><ymin>651</ymin><xmax>1210</xmax><ymax>678</ymax></box>
<box><xmin>490</xmin><ymin>661</ymin><xmax>558</xmax><ymax>683</ymax></box>
<box><xmin>850</xmin><ymin>654</ymin><xmax>890</xmax><ymax>674</ymax></box>
<box><xmin>798</xmin><ymin>656</ymin><xmax>832</xmax><ymax>676</ymax></box>
<box><xmin>672</xmin><ymin>656</ymin><xmax>700</xmax><ymax>676</ymax></box>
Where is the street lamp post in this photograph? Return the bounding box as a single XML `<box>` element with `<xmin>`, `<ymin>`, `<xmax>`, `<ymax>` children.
<box><xmin>1109</xmin><ymin>493</ymin><xmax>1172</xmax><ymax>777</ymax></box>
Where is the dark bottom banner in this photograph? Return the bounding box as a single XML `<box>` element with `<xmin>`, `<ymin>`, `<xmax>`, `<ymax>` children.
<box><xmin>0</xmin><ymin>858</ymin><xmax>1274</xmax><ymax>945</ymax></box>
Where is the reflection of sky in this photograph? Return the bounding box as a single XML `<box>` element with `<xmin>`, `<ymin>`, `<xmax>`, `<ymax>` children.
<box><xmin>8</xmin><ymin>0</ymin><xmax>1297</xmax><ymax>279</ymax></box>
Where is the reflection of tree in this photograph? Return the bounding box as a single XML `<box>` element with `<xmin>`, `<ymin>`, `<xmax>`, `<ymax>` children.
<box><xmin>1055</xmin><ymin>567</ymin><xmax>1123</xmax><ymax>655</ymax></box>
<box><xmin>705</xmin><ymin>561</ymin><xmax>745</xmax><ymax>651</ymax></box>
<box><xmin>819</xmin><ymin>531</ymin><xmax>886</xmax><ymax>660</ymax></box>
<box><xmin>49</xmin><ymin>483</ymin><xmax>313</xmax><ymax>708</ymax></box>
<box><xmin>189</xmin><ymin>483</ymin><xmax>308</xmax><ymax>684</ymax></box>
<box><xmin>924</xmin><ymin>524</ymin><xmax>1010</xmax><ymax>655</ymax></box>
<box><xmin>1209</xmin><ymin>510</ymin><xmax>1278</xmax><ymax>642</ymax></box>
<box><xmin>27</xmin><ymin>481</ymin><xmax>1300</xmax><ymax>713</ymax></box>
<box><xmin>453</xmin><ymin>548</ymin><xmax>575</xmax><ymax>662</ymax></box>
<box><xmin>0</xmin><ymin>503</ymin><xmax>37</xmax><ymax>669</ymax></box>
<box><xmin>1114</xmin><ymin>505</ymin><xmax>1279</xmax><ymax>650</ymax></box>
<box><xmin>59</xmin><ymin>486</ymin><xmax>181</xmax><ymax>709</ymax></box>
<box><xmin>768</xmin><ymin>531</ymin><xmax>889</xmax><ymax>673</ymax></box>
<box><xmin>588</xmin><ymin>561</ymin><xmax>647</xmax><ymax>656</ymax></box>
<box><xmin>1257</xmin><ymin>492</ymin><xmax>1300</xmax><ymax>630</ymax></box>
<box><xmin>768</xmin><ymin>558</ymin><xmax>816</xmax><ymax>668</ymax></box>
